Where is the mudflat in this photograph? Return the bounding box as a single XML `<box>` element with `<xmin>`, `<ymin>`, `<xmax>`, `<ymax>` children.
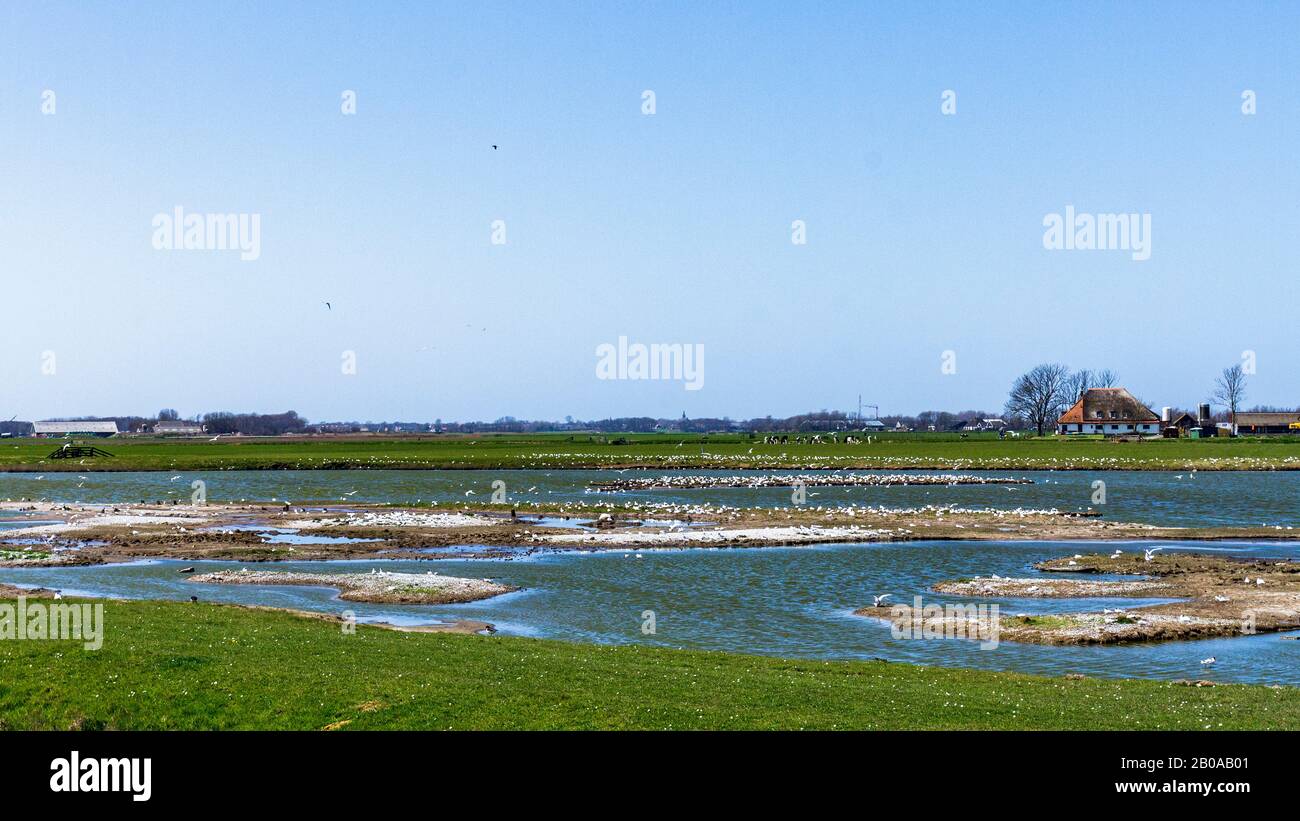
<box><xmin>859</xmin><ymin>552</ymin><xmax>1300</xmax><ymax>645</ymax></box>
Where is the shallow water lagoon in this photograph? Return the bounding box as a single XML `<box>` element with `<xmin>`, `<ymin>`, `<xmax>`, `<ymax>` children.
<box><xmin>4</xmin><ymin>539</ymin><xmax>1297</xmax><ymax>686</ymax></box>
<box><xmin>4</xmin><ymin>468</ymin><xmax>1300</xmax><ymax>528</ymax></box>
<box><xmin>206</xmin><ymin>525</ymin><xmax>381</xmax><ymax>545</ymax></box>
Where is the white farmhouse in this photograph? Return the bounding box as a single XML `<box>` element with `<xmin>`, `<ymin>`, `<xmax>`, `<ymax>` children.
<box><xmin>1056</xmin><ymin>388</ymin><xmax>1160</xmax><ymax>435</ymax></box>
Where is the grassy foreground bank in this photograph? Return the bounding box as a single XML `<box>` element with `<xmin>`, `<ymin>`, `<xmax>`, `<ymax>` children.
<box><xmin>4</xmin><ymin>432</ymin><xmax>1300</xmax><ymax>472</ymax></box>
<box><xmin>1</xmin><ymin>598</ymin><xmax>1296</xmax><ymax>730</ymax></box>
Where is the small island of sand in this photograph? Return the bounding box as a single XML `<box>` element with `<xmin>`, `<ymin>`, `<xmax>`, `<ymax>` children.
<box><xmin>189</xmin><ymin>568</ymin><xmax>516</xmax><ymax>604</ymax></box>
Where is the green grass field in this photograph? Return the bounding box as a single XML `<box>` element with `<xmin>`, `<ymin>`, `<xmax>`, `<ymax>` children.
<box><xmin>4</xmin><ymin>431</ymin><xmax>1300</xmax><ymax>472</ymax></box>
<box><xmin>0</xmin><ymin>598</ymin><xmax>1296</xmax><ymax>730</ymax></box>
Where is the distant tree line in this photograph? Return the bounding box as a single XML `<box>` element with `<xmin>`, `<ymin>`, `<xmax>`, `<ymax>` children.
<box><xmin>308</xmin><ymin>409</ymin><xmax>1003</xmax><ymax>435</ymax></box>
<box><xmin>24</xmin><ymin>380</ymin><xmax>1296</xmax><ymax>438</ymax></box>
<box><xmin>203</xmin><ymin>411</ymin><xmax>307</xmax><ymax>436</ymax></box>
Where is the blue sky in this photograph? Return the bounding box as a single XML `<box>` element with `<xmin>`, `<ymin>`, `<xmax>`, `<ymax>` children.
<box><xmin>2</xmin><ymin>1</ymin><xmax>1297</xmax><ymax>422</ymax></box>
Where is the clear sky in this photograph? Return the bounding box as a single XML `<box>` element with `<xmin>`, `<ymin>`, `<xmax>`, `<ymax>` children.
<box><xmin>2</xmin><ymin>1</ymin><xmax>1297</xmax><ymax>423</ymax></box>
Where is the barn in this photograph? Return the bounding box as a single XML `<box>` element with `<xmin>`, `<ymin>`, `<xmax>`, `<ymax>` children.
<box><xmin>152</xmin><ymin>420</ymin><xmax>205</xmax><ymax>435</ymax></box>
<box><xmin>1234</xmin><ymin>412</ymin><xmax>1300</xmax><ymax>435</ymax></box>
<box><xmin>32</xmin><ymin>420</ymin><xmax>119</xmax><ymax>437</ymax></box>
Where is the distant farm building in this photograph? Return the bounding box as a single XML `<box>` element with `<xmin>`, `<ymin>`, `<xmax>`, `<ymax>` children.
<box><xmin>152</xmin><ymin>420</ymin><xmax>205</xmax><ymax>435</ymax></box>
<box><xmin>1234</xmin><ymin>412</ymin><xmax>1300</xmax><ymax>435</ymax></box>
<box><xmin>1161</xmin><ymin>410</ymin><xmax>1198</xmax><ymax>437</ymax></box>
<box><xmin>1056</xmin><ymin>388</ymin><xmax>1160</xmax><ymax>435</ymax></box>
<box><xmin>316</xmin><ymin>423</ymin><xmax>359</xmax><ymax>434</ymax></box>
<box><xmin>957</xmin><ymin>418</ymin><xmax>1007</xmax><ymax>432</ymax></box>
<box><xmin>32</xmin><ymin>420</ymin><xmax>119</xmax><ymax>437</ymax></box>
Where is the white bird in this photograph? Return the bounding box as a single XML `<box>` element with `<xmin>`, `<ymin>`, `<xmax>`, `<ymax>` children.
<box><xmin>871</xmin><ymin>594</ymin><xmax>892</xmax><ymax>607</ymax></box>
<box><xmin>53</xmin><ymin>592</ymin><xmax>62</xmax><ymax>600</ymax></box>
<box><xmin>169</xmin><ymin>475</ymin><xmax>181</xmax><ymax>482</ymax></box>
<box><xmin>1143</xmin><ymin>547</ymin><xmax>1163</xmax><ymax>562</ymax></box>
<box><xmin>1201</xmin><ymin>657</ymin><xmax>1216</xmax><ymax>666</ymax></box>
<box><xmin>1214</xmin><ymin>595</ymin><xmax>1230</xmax><ymax>602</ymax></box>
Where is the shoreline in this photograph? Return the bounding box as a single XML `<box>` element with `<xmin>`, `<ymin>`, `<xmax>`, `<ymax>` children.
<box><xmin>239</xmin><ymin>603</ymin><xmax>495</xmax><ymax>635</ymax></box>
<box><xmin>7</xmin><ymin>463</ymin><xmax>1300</xmax><ymax>473</ymax></box>
<box><xmin>5</xmin><ymin>594</ymin><xmax>1298</xmax><ymax>730</ymax></box>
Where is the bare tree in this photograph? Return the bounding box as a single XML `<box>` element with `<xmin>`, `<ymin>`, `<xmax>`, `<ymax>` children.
<box><xmin>1005</xmin><ymin>363</ymin><xmax>1072</xmax><ymax>436</ymax></box>
<box><xmin>1062</xmin><ymin>368</ymin><xmax>1121</xmax><ymax>404</ymax></box>
<box><xmin>1064</xmin><ymin>369</ymin><xmax>1093</xmax><ymax>403</ymax></box>
<box><xmin>1211</xmin><ymin>364</ymin><xmax>1247</xmax><ymax>434</ymax></box>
